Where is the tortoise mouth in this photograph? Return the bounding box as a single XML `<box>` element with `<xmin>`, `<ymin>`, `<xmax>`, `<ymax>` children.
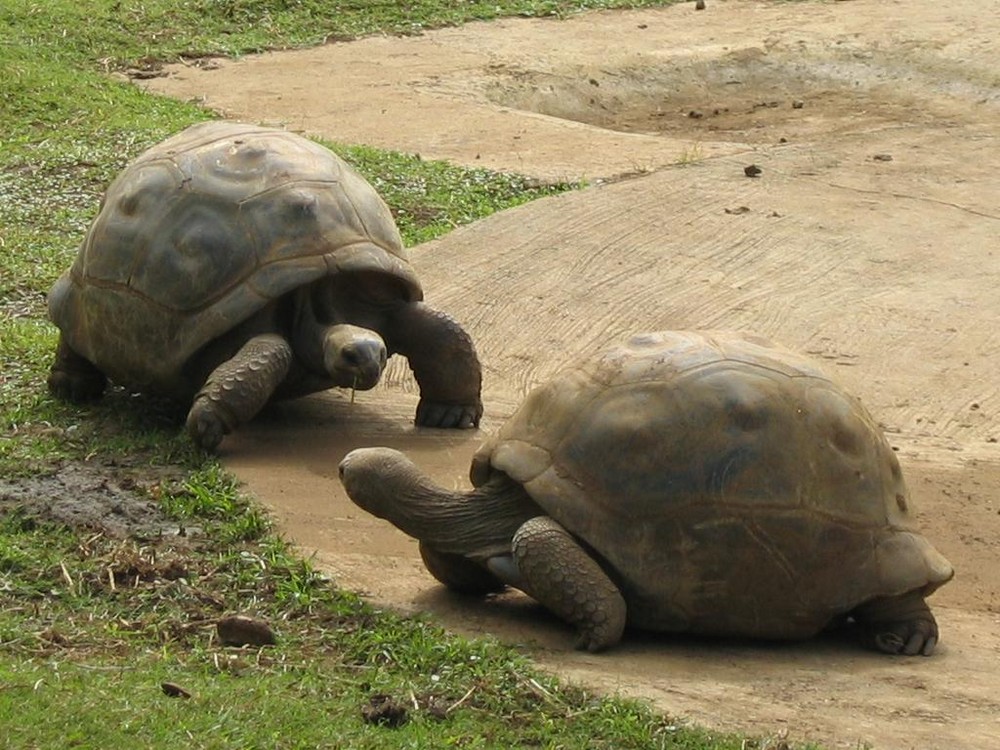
<box><xmin>333</xmin><ymin>368</ymin><xmax>382</xmax><ymax>391</ymax></box>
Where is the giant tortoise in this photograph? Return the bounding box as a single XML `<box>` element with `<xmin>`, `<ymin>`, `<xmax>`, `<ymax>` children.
<box><xmin>339</xmin><ymin>331</ymin><xmax>954</xmax><ymax>653</ymax></box>
<box><xmin>47</xmin><ymin>121</ymin><xmax>482</xmax><ymax>449</ymax></box>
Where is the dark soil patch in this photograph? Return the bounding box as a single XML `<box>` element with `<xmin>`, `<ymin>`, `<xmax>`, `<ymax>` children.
<box><xmin>0</xmin><ymin>461</ymin><xmax>187</xmax><ymax>538</ymax></box>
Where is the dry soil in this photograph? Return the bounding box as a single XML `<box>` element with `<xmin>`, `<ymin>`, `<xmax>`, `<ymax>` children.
<box><xmin>142</xmin><ymin>1</ymin><xmax>1000</xmax><ymax>748</ymax></box>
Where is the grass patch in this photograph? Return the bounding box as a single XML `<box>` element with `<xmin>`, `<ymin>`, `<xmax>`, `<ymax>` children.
<box><xmin>1</xmin><ymin>0</ymin><xmax>817</xmax><ymax>747</ymax></box>
<box><xmin>0</xmin><ymin>497</ymin><xmax>748</xmax><ymax>749</ymax></box>
<box><xmin>3</xmin><ymin>0</ymin><xmax>682</xmax><ymax>73</ymax></box>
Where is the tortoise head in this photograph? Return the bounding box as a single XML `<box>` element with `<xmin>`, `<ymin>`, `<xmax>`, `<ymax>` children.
<box><xmin>295</xmin><ymin>269</ymin><xmax>418</xmax><ymax>389</ymax></box>
<box><xmin>339</xmin><ymin>448</ymin><xmax>542</xmax><ymax>560</ymax></box>
<box><xmin>339</xmin><ymin>447</ymin><xmax>458</xmax><ymax>532</ymax></box>
<box><xmin>322</xmin><ymin>325</ymin><xmax>387</xmax><ymax>390</ymax></box>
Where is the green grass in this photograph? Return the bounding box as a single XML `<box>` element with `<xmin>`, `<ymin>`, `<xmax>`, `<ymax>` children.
<box><xmin>0</xmin><ymin>489</ymin><xmax>748</xmax><ymax>749</ymax></box>
<box><xmin>0</xmin><ymin>0</ymin><xmax>817</xmax><ymax>747</ymax></box>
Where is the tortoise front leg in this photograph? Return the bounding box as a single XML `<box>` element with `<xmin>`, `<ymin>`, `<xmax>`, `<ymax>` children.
<box><xmin>387</xmin><ymin>303</ymin><xmax>482</xmax><ymax>429</ymax></box>
<box><xmin>512</xmin><ymin>516</ymin><xmax>627</xmax><ymax>652</ymax></box>
<box><xmin>851</xmin><ymin>590</ymin><xmax>939</xmax><ymax>656</ymax></box>
<box><xmin>47</xmin><ymin>335</ymin><xmax>107</xmax><ymax>402</ymax></box>
<box><xmin>186</xmin><ymin>333</ymin><xmax>292</xmax><ymax>451</ymax></box>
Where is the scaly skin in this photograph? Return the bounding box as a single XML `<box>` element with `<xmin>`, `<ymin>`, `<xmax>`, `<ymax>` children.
<box><xmin>340</xmin><ymin>449</ymin><xmax>625</xmax><ymax>649</ymax></box>
<box><xmin>512</xmin><ymin>516</ymin><xmax>627</xmax><ymax>652</ymax></box>
<box><xmin>186</xmin><ymin>333</ymin><xmax>293</xmax><ymax>451</ymax></box>
<box><xmin>387</xmin><ymin>303</ymin><xmax>483</xmax><ymax>429</ymax></box>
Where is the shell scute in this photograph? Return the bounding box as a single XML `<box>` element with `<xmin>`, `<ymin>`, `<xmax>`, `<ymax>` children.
<box><xmin>77</xmin><ymin>159</ymin><xmax>187</xmax><ymax>289</ymax></box>
<box><xmin>129</xmin><ymin>191</ymin><xmax>254</xmax><ymax>311</ymax></box>
<box><xmin>239</xmin><ymin>179</ymin><xmax>393</xmax><ymax>270</ymax></box>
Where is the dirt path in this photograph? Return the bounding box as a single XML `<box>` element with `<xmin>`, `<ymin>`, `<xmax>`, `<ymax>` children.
<box><xmin>144</xmin><ymin>1</ymin><xmax>1000</xmax><ymax>748</ymax></box>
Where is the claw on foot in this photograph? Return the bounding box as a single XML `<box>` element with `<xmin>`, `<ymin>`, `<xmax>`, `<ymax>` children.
<box><xmin>873</xmin><ymin>626</ymin><xmax>938</xmax><ymax>656</ymax></box>
<box><xmin>415</xmin><ymin>399</ymin><xmax>482</xmax><ymax>429</ymax></box>
<box><xmin>854</xmin><ymin>591</ymin><xmax>940</xmax><ymax>656</ymax></box>
<box><xmin>185</xmin><ymin>399</ymin><xmax>229</xmax><ymax>452</ymax></box>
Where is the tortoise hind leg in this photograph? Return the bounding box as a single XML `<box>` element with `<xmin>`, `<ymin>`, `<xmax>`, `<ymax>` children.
<box><xmin>186</xmin><ymin>333</ymin><xmax>292</xmax><ymax>451</ymax></box>
<box><xmin>851</xmin><ymin>590</ymin><xmax>939</xmax><ymax>656</ymax></box>
<box><xmin>419</xmin><ymin>542</ymin><xmax>506</xmax><ymax>595</ymax></box>
<box><xmin>47</xmin><ymin>335</ymin><xmax>107</xmax><ymax>402</ymax></box>
<box><xmin>512</xmin><ymin>516</ymin><xmax>627</xmax><ymax>652</ymax></box>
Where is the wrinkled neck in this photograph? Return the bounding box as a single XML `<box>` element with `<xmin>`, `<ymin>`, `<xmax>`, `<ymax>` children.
<box><xmin>370</xmin><ymin>469</ymin><xmax>540</xmax><ymax>560</ymax></box>
<box><xmin>290</xmin><ymin>286</ymin><xmax>327</xmax><ymax>372</ymax></box>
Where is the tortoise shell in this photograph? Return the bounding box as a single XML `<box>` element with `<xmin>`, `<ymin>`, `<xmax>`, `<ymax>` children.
<box><xmin>48</xmin><ymin>121</ymin><xmax>421</xmax><ymax>396</ymax></box>
<box><xmin>471</xmin><ymin>331</ymin><xmax>953</xmax><ymax>639</ymax></box>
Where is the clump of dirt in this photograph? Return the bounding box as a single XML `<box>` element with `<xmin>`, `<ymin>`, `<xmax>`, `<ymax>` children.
<box><xmin>0</xmin><ymin>462</ymin><xmax>186</xmax><ymax>538</ymax></box>
<box><xmin>361</xmin><ymin>693</ymin><xmax>410</xmax><ymax>728</ymax></box>
<box><xmin>216</xmin><ymin>614</ymin><xmax>278</xmax><ymax>647</ymax></box>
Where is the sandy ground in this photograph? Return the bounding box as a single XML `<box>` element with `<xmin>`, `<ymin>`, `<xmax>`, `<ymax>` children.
<box><xmin>142</xmin><ymin>1</ymin><xmax>1000</xmax><ymax>748</ymax></box>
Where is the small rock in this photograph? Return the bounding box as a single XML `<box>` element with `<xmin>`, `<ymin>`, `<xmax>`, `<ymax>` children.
<box><xmin>873</xmin><ymin>153</ymin><xmax>894</xmax><ymax>162</ymax></box>
<box><xmin>695</xmin><ymin>0</ymin><xmax>706</xmax><ymax>9</ymax></box>
<box><xmin>724</xmin><ymin>206</ymin><xmax>751</xmax><ymax>215</ymax></box>
<box><xmin>688</xmin><ymin>110</ymin><xmax>704</xmax><ymax>119</ymax></box>
<box><xmin>161</xmin><ymin>682</ymin><xmax>192</xmax><ymax>699</ymax></box>
<box><xmin>216</xmin><ymin>615</ymin><xmax>276</xmax><ymax>647</ymax></box>
<box><xmin>792</xmin><ymin>100</ymin><xmax>805</xmax><ymax>109</ymax></box>
<box><xmin>744</xmin><ymin>164</ymin><xmax>763</xmax><ymax>178</ymax></box>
